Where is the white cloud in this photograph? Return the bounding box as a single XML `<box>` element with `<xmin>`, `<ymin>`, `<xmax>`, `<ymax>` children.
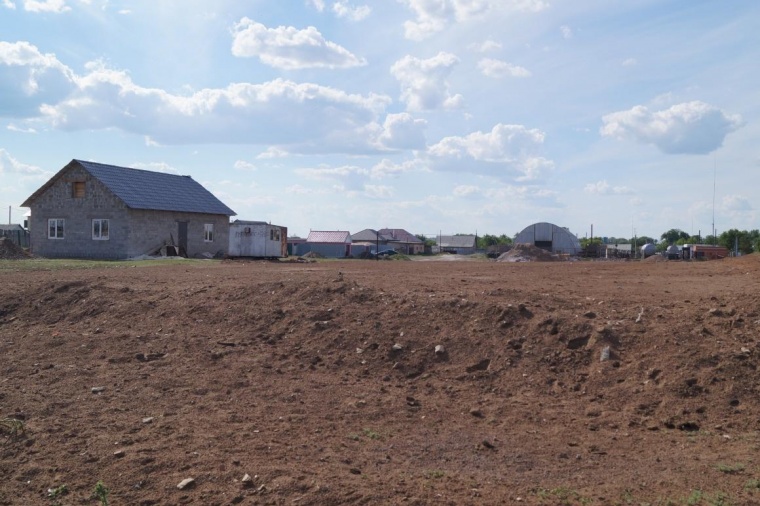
<box><xmin>21</xmin><ymin>54</ymin><xmax>392</xmax><ymax>152</ymax></box>
<box><xmin>231</xmin><ymin>18</ymin><xmax>367</xmax><ymax>70</ymax></box>
<box><xmin>233</xmin><ymin>160</ymin><xmax>257</xmax><ymax>171</ymax></box>
<box><xmin>722</xmin><ymin>194</ymin><xmax>752</xmax><ymax>211</ymax></box>
<box><xmin>23</xmin><ymin>0</ymin><xmax>69</xmax><ymax>12</ymax></box>
<box><xmin>390</xmin><ymin>52</ymin><xmax>463</xmax><ymax>111</ymax></box>
<box><xmin>307</xmin><ymin>0</ymin><xmax>325</xmax><ymax>12</ymax></box>
<box><xmin>426</xmin><ymin>123</ymin><xmax>552</xmax><ymax>181</ymax></box>
<box><xmin>6</xmin><ymin>124</ymin><xmax>37</xmax><ymax>133</ymax></box>
<box><xmin>257</xmin><ymin>147</ymin><xmax>289</xmax><ymax>159</ymax></box>
<box><xmin>478</xmin><ymin>58</ymin><xmax>531</xmax><ymax>78</ymax></box>
<box><xmin>0</xmin><ymin>41</ymin><xmax>77</xmax><ymax>117</ymax></box>
<box><xmin>2</xmin><ymin>0</ymin><xmax>16</xmax><ymax>9</ymax></box>
<box><xmin>601</xmin><ymin>101</ymin><xmax>743</xmax><ymax>154</ymax></box>
<box><xmin>622</xmin><ymin>58</ymin><xmax>637</xmax><ymax>67</ymax></box>
<box><xmin>453</xmin><ymin>185</ymin><xmax>480</xmax><ymax>197</ymax></box>
<box><xmin>377</xmin><ymin>113</ymin><xmax>427</xmax><ymax>150</ymax></box>
<box><xmin>363</xmin><ymin>184</ymin><xmax>394</xmax><ymax>199</ymax></box>
<box><xmin>399</xmin><ymin>0</ymin><xmax>548</xmax><ymax>40</ymax></box>
<box><xmin>471</xmin><ymin>39</ymin><xmax>502</xmax><ymax>53</ymax></box>
<box><xmin>0</xmin><ymin>148</ymin><xmax>44</xmax><ymax>175</ymax></box>
<box><xmin>560</xmin><ymin>25</ymin><xmax>573</xmax><ymax>39</ymax></box>
<box><xmin>332</xmin><ymin>1</ymin><xmax>371</xmax><ymax>21</ymax></box>
<box><xmin>584</xmin><ymin>180</ymin><xmax>633</xmax><ymax>195</ymax></box>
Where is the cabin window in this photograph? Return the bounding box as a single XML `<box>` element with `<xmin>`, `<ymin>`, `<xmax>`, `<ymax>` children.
<box><xmin>204</xmin><ymin>223</ymin><xmax>213</xmax><ymax>242</ymax></box>
<box><xmin>270</xmin><ymin>229</ymin><xmax>280</xmax><ymax>241</ymax></box>
<box><xmin>48</xmin><ymin>218</ymin><xmax>64</xmax><ymax>239</ymax></box>
<box><xmin>92</xmin><ymin>219</ymin><xmax>109</xmax><ymax>240</ymax></box>
<box><xmin>72</xmin><ymin>181</ymin><xmax>85</xmax><ymax>198</ymax></box>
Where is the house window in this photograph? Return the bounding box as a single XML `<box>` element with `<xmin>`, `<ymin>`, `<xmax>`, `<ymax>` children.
<box><xmin>48</xmin><ymin>218</ymin><xmax>64</xmax><ymax>239</ymax></box>
<box><xmin>72</xmin><ymin>181</ymin><xmax>85</xmax><ymax>198</ymax></box>
<box><xmin>204</xmin><ymin>223</ymin><xmax>213</xmax><ymax>242</ymax></box>
<box><xmin>92</xmin><ymin>219</ymin><xmax>109</xmax><ymax>240</ymax></box>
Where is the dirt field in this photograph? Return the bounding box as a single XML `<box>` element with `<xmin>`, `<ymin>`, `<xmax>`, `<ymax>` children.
<box><xmin>2</xmin><ymin>255</ymin><xmax>760</xmax><ymax>505</ymax></box>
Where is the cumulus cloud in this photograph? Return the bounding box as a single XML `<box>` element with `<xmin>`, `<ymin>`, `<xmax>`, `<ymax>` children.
<box><xmin>369</xmin><ymin>158</ymin><xmax>419</xmax><ymax>179</ymax></box>
<box><xmin>377</xmin><ymin>113</ymin><xmax>427</xmax><ymax>150</ymax></box>
<box><xmin>390</xmin><ymin>52</ymin><xmax>463</xmax><ymax>111</ymax></box>
<box><xmin>600</xmin><ymin>101</ymin><xmax>743</xmax><ymax>154</ymax></box>
<box><xmin>332</xmin><ymin>1</ymin><xmax>371</xmax><ymax>21</ymax></box>
<box><xmin>2</xmin><ymin>0</ymin><xmax>16</xmax><ymax>9</ymax></box>
<box><xmin>478</xmin><ymin>58</ymin><xmax>531</xmax><ymax>78</ymax></box>
<box><xmin>307</xmin><ymin>0</ymin><xmax>325</xmax><ymax>11</ymax></box>
<box><xmin>5</xmin><ymin>49</ymin><xmax>392</xmax><ymax>153</ymax></box>
<box><xmin>584</xmin><ymin>180</ymin><xmax>633</xmax><ymax>195</ymax></box>
<box><xmin>471</xmin><ymin>39</ymin><xmax>502</xmax><ymax>53</ymax></box>
<box><xmin>0</xmin><ymin>41</ymin><xmax>77</xmax><ymax>117</ymax></box>
<box><xmin>622</xmin><ymin>58</ymin><xmax>637</xmax><ymax>67</ymax></box>
<box><xmin>233</xmin><ymin>160</ymin><xmax>257</xmax><ymax>171</ymax></box>
<box><xmin>426</xmin><ymin>123</ymin><xmax>553</xmax><ymax>181</ymax></box>
<box><xmin>23</xmin><ymin>0</ymin><xmax>70</xmax><ymax>12</ymax></box>
<box><xmin>399</xmin><ymin>0</ymin><xmax>548</xmax><ymax>40</ymax></box>
<box><xmin>560</xmin><ymin>25</ymin><xmax>573</xmax><ymax>39</ymax></box>
<box><xmin>231</xmin><ymin>18</ymin><xmax>367</xmax><ymax>70</ymax></box>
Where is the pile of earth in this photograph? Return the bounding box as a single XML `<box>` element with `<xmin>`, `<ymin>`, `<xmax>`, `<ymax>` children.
<box><xmin>0</xmin><ymin>237</ymin><xmax>31</xmax><ymax>259</ymax></box>
<box><xmin>496</xmin><ymin>242</ymin><xmax>559</xmax><ymax>262</ymax></box>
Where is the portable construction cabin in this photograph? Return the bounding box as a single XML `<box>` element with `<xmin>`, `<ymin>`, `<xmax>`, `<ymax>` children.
<box><xmin>228</xmin><ymin>220</ymin><xmax>287</xmax><ymax>258</ymax></box>
<box><xmin>514</xmin><ymin>222</ymin><xmax>581</xmax><ymax>255</ymax></box>
<box><xmin>303</xmin><ymin>231</ymin><xmax>351</xmax><ymax>258</ymax></box>
<box><xmin>690</xmin><ymin>244</ymin><xmax>729</xmax><ymax>260</ymax></box>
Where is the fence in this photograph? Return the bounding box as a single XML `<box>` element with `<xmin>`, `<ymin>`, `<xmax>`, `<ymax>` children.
<box><xmin>1</xmin><ymin>228</ymin><xmax>30</xmax><ymax>249</ymax></box>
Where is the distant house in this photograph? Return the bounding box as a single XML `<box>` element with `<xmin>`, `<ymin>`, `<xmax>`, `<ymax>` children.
<box><xmin>350</xmin><ymin>228</ymin><xmax>392</xmax><ymax>256</ymax></box>
<box><xmin>436</xmin><ymin>235</ymin><xmax>477</xmax><ymax>255</ymax></box>
<box><xmin>21</xmin><ymin>159</ymin><xmax>235</xmax><ymax>259</ymax></box>
<box><xmin>303</xmin><ymin>230</ymin><xmax>351</xmax><ymax>258</ymax></box>
<box><xmin>379</xmin><ymin>228</ymin><xmax>424</xmax><ymax>255</ymax></box>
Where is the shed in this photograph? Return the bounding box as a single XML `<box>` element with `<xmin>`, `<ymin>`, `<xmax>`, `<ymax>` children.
<box><xmin>21</xmin><ymin>159</ymin><xmax>235</xmax><ymax>259</ymax></box>
<box><xmin>228</xmin><ymin>220</ymin><xmax>287</xmax><ymax>258</ymax></box>
<box><xmin>379</xmin><ymin>228</ymin><xmax>424</xmax><ymax>255</ymax></box>
<box><xmin>514</xmin><ymin>222</ymin><xmax>581</xmax><ymax>255</ymax></box>
<box><xmin>303</xmin><ymin>230</ymin><xmax>351</xmax><ymax>258</ymax></box>
<box><xmin>436</xmin><ymin>235</ymin><xmax>477</xmax><ymax>255</ymax></box>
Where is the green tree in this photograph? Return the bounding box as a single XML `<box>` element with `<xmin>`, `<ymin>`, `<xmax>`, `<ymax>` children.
<box><xmin>660</xmin><ymin>228</ymin><xmax>689</xmax><ymax>244</ymax></box>
<box><xmin>719</xmin><ymin>229</ymin><xmax>754</xmax><ymax>255</ymax></box>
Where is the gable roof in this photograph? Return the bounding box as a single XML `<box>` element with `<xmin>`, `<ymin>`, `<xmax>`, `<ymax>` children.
<box><xmin>351</xmin><ymin>228</ymin><xmax>392</xmax><ymax>242</ymax></box>
<box><xmin>22</xmin><ymin>159</ymin><xmax>235</xmax><ymax>216</ymax></box>
<box><xmin>438</xmin><ymin>235</ymin><xmax>477</xmax><ymax>248</ymax></box>
<box><xmin>306</xmin><ymin>231</ymin><xmax>351</xmax><ymax>243</ymax></box>
<box><xmin>378</xmin><ymin>228</ymin><xmax>422</xmax><ymax>244</ymax></box>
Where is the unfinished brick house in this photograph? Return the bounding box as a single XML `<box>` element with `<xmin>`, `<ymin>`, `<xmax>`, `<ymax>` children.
<box><xmin>22</xmin><ymin>159</ymin><xmax>235</xmax><ymax>259</ymax></box>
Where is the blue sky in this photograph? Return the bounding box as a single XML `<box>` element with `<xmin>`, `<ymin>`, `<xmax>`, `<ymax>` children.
<box><xmin>1</xmin><ymin>0</ymin><xmax>757</xmax><ymax>240</ymax></box>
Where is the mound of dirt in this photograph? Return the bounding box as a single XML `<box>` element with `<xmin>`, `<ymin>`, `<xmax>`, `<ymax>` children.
<box><xmin>0</xmin><ymin>237</ymin><xmax>31</xmax><ymax>259</ymax></box>
<box><xmin>496</xmin><ymin>242</ymin><xmax>559</xmax><ymax>262</ymax></box>
<box><xmin>2</xmin><ymin>258</ymin><xmax>760</xmax><ymax>505</ymax></box>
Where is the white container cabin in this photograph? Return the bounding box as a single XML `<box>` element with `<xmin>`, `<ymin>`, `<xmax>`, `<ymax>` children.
<box><xmin>228</xmin><ymin>220</ymin><xmax>288</xmax><ymax>258</ymax></box>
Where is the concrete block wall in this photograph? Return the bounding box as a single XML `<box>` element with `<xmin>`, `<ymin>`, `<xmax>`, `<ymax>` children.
<box><xmin>127</xmin><ymin>209</ymin><xmax>230</xmax><ymax>258</ymax></box>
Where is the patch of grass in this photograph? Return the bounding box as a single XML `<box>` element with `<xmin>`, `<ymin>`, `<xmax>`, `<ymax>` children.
<box><xmin>362</xmin><ymin>428</ymin><xmax>381</xmax><ymax>440</ymax></box>
<box><xmin>424</xmin><ymin>469</ymin><xmax>445</xmax><ymax>479</ymax></box>
<box><xmin>716</xmin><ymin>463</ymin><xmax>745</xmax><ymax>474</ymax></box>
<box><xmin>0</xmin><ymin>418</ymin><xmax>25</xmax><ymax>436</ymax></box>
<box><xmin>745</xmin><ymin>478</ymin><xmax>760</xmax><ymax>491</ymax></box>
<box><xmin>534</xmin><ymin>486</ymin><xmax>592</xmax><ymax>505</ymax></box>
<box><xmin>92</xmin><ymin>481</ymin><xmax>109</xmax><ymax>506</ymax></box>
<box><xmin>684</xmin><ymin>490</ymin><xmax>733</xmax><ymax>506</ymax></box>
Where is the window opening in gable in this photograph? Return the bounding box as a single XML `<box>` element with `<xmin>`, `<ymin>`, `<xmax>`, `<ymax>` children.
<box><xmin>72</xmin><ymin>181</ymin><xmax>85</xmax><ymax>198</ymax></box>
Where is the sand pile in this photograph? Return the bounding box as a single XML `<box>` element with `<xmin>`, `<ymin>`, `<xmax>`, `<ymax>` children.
<box><xmin>0</xmin><ymin>237</ymin><xmax>31</xmax><ymax>259</ymax></box>
<box><xmin>496</xmin><ymin>243</ymin><xmax>558</xmax><ymax>262</ymax></box>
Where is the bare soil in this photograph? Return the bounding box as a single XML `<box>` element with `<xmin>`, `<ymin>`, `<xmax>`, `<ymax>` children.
<box><xmin>1</xmin><ymin>256</ymin><xmax>760</xmax><ymax>505</ymax></box>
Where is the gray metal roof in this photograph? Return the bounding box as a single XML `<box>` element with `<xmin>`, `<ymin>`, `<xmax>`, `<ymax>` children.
<box><xmin>23</xmin><ymin>159</ymin><xmax>235</xmax><ymax>216</ymax></box>
<box><xmin>438</xmin><ymin>235</ymin><xmax>477</xmax><ymax>248</ymax></box>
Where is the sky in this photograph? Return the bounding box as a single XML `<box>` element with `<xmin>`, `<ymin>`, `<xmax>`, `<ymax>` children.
<box><xmin>1</xmin><ymin>0</ymin><xmax>758</xmax><ymax>241</ymax></box>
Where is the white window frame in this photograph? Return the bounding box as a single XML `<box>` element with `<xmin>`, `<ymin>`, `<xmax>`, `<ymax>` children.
<box><xmin>204</xmin><ymin>223</ymin><xmax>214</xmax><ymax>242</ymax></box>
<box><xmin>92</xmin><ymin>219</ymin><xmax>109</xmax><ymax>240</ymax></box>
<box><xmin>48</xmin><ymin>218</ymin><xmax>65</xmax><ymax>239</ymax></box>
